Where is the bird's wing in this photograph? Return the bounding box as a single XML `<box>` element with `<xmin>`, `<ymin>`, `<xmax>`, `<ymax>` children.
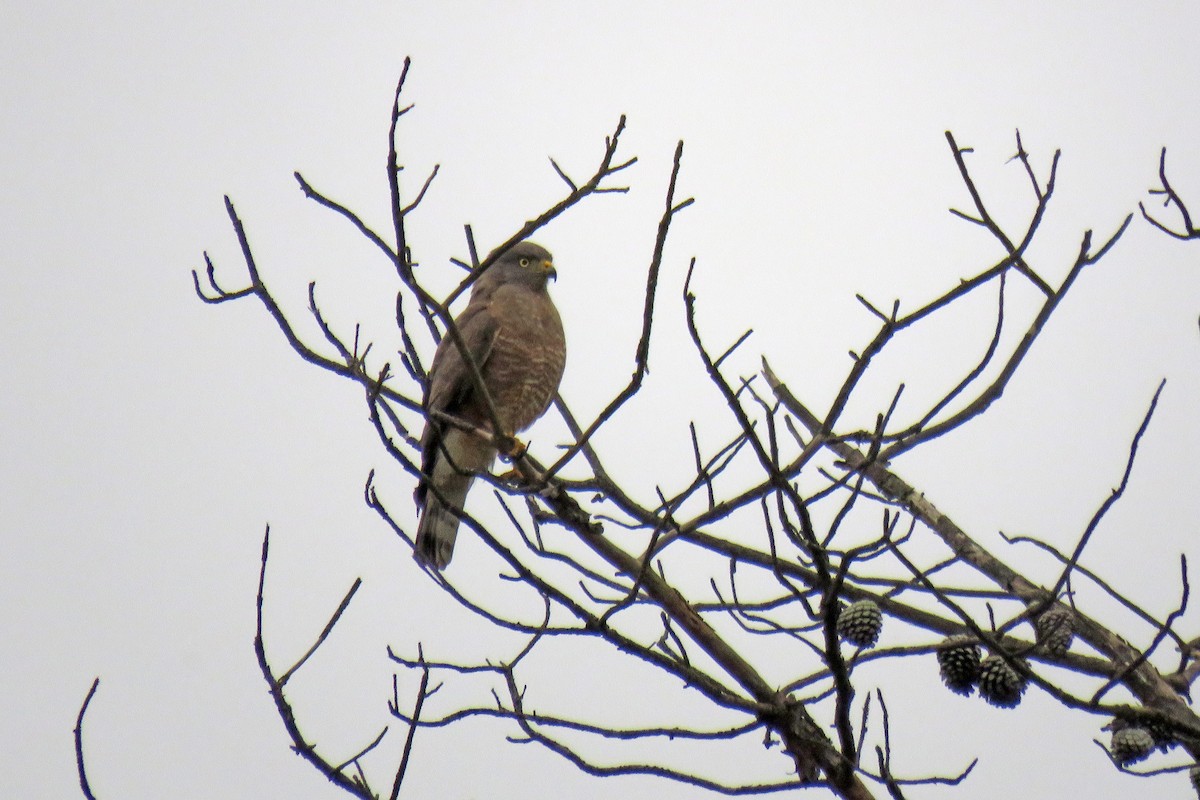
<box><xmin>416</xmin><ymin>300</ymin><xmax>500</xmax><ymax>509</ymax></box>
<box><xmin>425</xmin><ymin>300</ymin><xmax>500</xmax><ymax>416</ymax></box>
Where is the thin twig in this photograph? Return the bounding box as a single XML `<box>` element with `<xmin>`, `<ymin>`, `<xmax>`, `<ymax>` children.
<box><xmin>389</xmin><ymin>653</ymin><xmax>430</xmax><ymax>800</ymax></box>
<box><xmin>1049</xmin><ymin>379</ymin><xmax>1165</xmax><ymax>600</ymax></box>
<box><xmin>74</xmin><ymin>677</ymin><xmax>101</xmax><ymax>800</ymax></box>
<box><xmin>277</xmin><ymin>577</ymin><xmax>363</xmax><ymax>686</ymax></box>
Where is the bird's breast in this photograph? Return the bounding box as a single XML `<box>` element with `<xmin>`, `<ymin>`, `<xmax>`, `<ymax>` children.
<box><xmin>485</xmin><ymin>293</ymin><xmax>566</xmax><ymax>433</ymax></box>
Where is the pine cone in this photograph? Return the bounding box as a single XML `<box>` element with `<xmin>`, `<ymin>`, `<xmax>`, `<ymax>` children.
<box><xmin>1110</xmin><ymin>726</ymin><xmax>1154</xmax><ymax>766</ymax></box>
<box><xmin>836</xmin><ymin>599</ymin><xmax>882</xmax><ymax>648</ymax></box>
<box><xmin>936</xmin><ymin>636</ymin><xmax>981</xmax><ymax>695</ymax></box>
<box><xmin>1035</xmin><ymin>606</ymin><xmax>1074</xmax><ymax>656</ymax></box>
<box><xmin>1110</xmin><ymin>715</ymin><xmax>1176</xmax><ymax>753</ymax></box>
<box><xmin>1146</xmin><ymin>718</ymin><xmax>1178</xmax><ymax>752</ymax></box>
<box><xmin>977</xmin><ymin>655</ymin><xmax>1027</xmax><ymax>708</ymax></box>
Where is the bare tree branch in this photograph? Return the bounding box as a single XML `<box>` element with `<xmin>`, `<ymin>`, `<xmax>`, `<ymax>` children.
<box><xmin>254</xmin><ymin>527</ymin><xmax>376</xmax><ymax>798</ymax></box>
<box><xmin>1140</xmin><ymin>147</ymin><xmax>1199</xmax><ymax>240</ymax></box>
<box><xmin>74</xmin><ymin>677</ymin><xmax>100</xmax><ymax>800</ymax></box>
<box><xmin>186</xmin><ymin>66</ymin><xmax>1200</xmax><ymax>797</ymax></box>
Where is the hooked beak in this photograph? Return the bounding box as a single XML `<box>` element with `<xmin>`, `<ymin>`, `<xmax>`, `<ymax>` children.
<box><xmin>541</xmin><ymin>258</ymin><xmax>557</xmax><ymax>280</ymax></box>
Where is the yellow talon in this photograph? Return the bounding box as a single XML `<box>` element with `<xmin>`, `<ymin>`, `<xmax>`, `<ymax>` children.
<box><xmin>500</xmin><ymin>436</ymin><xmax>527</xmax><ymax>461</ymax></box>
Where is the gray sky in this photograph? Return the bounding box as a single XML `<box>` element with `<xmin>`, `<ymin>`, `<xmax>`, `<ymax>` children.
<box><xmin>4</xmin><ymin>3</ymin><xmax>1200</xmax><ymax>798</ymax></box>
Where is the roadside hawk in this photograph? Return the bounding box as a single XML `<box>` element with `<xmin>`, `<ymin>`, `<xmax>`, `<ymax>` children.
<box><xmin>413</xmin><ymin>241</ymin><xmax>566</xmax><ymax>569</ymax></box>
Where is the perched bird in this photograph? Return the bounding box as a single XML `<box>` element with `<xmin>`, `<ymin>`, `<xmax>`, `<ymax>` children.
<box><xmin>414</xmin><ymin>241</ymin><xmax>566</xmax><ymax>569</ymax></box>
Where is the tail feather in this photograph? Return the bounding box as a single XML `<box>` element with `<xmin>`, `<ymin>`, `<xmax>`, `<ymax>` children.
<box><xmin>414</xmin><ymin>426</ymin><xmax>493</xmax><ymax>570</ymax></box>
<box><xmin>414</xmin><ymin>472</ymin><xmax>474</xmax><ymax>570</ymax></box>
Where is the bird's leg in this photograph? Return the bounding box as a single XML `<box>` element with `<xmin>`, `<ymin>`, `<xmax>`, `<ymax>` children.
<box><xmin>498</xmin><ymin>435</ymin><xmax>527</xmax><ymax>461</ymax></box>
<box><xmin>495</xmin><ymin>434</ymin><xmax>531</xmax><ymax>484</ymax></box>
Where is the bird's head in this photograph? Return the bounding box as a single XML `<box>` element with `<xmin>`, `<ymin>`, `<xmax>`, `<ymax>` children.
<box><xmin>483</xmin><ymin>241</ymin><xmax>556</xmax><ymax>290</ymax></box>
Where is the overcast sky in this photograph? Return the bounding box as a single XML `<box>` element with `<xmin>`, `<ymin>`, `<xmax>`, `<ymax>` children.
<box><xmin>5</xmin><ymin>3</ymin><xmax>1200</xmax><ymax>799</ymax></box>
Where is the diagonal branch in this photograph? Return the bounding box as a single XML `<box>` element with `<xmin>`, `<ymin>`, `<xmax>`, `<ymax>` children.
<box><xmin>763</xmin><ymin>363</ymin><xmax>1200</xmax><ymax>756</ymax></box>
<box><xmin>945</xmin><ymin>130</ymin><xmax>1056</xmax><ymax>296</ymax></box>
<box><xmin>1048</xmin><ymin>379</ymin><xmax>1165</xmax><ymax>600</ymax></box>
<box><xmin>440</xmin><ymin>116</ymin><xmax>637</xmax><ymax>310</ymax></box>
<box><xmin>277</xmin><ymin>577</ymin><xmax>363</xmax><ymax>686</ymax></box>
<box><xmin>880</xmin><ymin>215</ymin><xmax>1132</xmax><ymax>460</ymax></box>
<box><xmin>388</xmin><ymin>653</ymin><xmax>430</xmax><ymax>800</ymax></box>
<box><xmin>254</xmin><ymin>527</ymin><xmax>375</xmax><ymax>799</ymax></box>
<box><xmin>549</xmin><ymin>139</ymin><xmax>692</xmax><ymax>477</ymax></box>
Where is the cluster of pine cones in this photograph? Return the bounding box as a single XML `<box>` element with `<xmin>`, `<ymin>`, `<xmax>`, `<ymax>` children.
<box><xmin>835</xmin><ymin>598</ymin><xmax>1198</xmax><ymax>790</ymax></box>
<box><xmin>934</xmin><ymin>636</ymin><xmax>1028</xmax><ymax>708</ymax></box>
<box><xmin>834</xmin><ymin>599</ymin><xmax>1038</xmax><ymax>708</ymax></box>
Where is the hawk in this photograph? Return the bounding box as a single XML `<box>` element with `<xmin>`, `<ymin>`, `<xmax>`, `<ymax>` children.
<box><xmin>413</xmin><ymin>241</ymin><xmax>566</xmax><ymax>569</ymax></box>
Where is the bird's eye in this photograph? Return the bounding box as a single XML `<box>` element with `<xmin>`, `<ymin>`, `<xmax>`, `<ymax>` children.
<box><xmin>518</xmin><ymin>257</ymin><xmax>531</xmax><ymax>268</ymax></box>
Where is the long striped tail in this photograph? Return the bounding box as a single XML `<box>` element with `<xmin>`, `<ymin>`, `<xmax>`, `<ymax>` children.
<box><xmin>414</xmin><ymin>471</ymin><xmax>473</xmax><ymax>570</ymax></box>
